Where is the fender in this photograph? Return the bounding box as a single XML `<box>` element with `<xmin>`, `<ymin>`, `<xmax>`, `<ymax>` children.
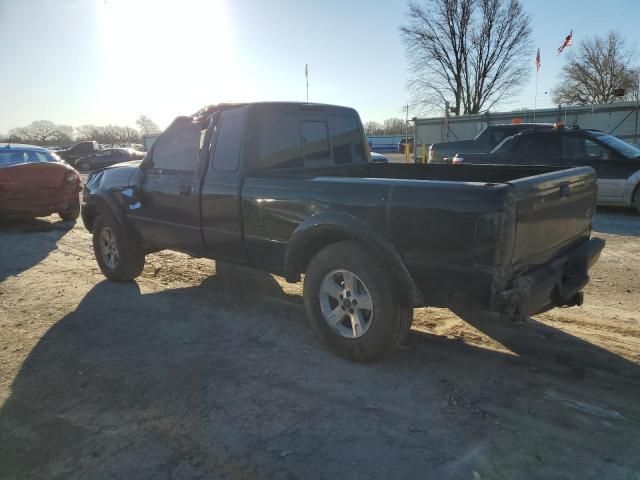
<box><xmin>285</xmin><ymin>212</ymin><xmax>424</xmax><ymax>307</ymax></box>
<box><xmin>83</xmin><ymin>190</ymin><xmax>129</xmax><ymax>233</ymax></box>
<box><xmin>622</xmin><ymin>168</ymin><xmax>640</xmax><ymax>207</ymax></box>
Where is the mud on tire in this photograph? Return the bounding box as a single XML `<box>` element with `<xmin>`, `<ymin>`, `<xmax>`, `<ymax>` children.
<box><xmin>303</xmin><ymin>240</ymin><xmax>413</xmax><ymax>362</ymax></box>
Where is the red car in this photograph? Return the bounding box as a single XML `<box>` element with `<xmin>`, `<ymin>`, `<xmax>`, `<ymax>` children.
<box><xmin>0</xmin><ymin>144</ymin><xmax>81</xmax><ymax>220</ymax></box>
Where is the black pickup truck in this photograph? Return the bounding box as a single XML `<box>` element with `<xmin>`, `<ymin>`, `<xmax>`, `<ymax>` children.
<box><xmin>428</xmin><ymin>123</ymin><xmax>553</xmax><ymax>163</ymax></box>
<box><xmin>82</xmin><ymin>102</ymin><xmax>604</xmax><ymax>361</ymax></box>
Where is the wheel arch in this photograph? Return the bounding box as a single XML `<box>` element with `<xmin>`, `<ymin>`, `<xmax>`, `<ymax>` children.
<box><xmin>285</xmin><ymin>213</ymin><xmax>424</xmax><ymax>307</ymax></box>
<box><xmin>83</xmin><ymin>191</ymin><xmax>128</xmax><ymax>233</ymax></box>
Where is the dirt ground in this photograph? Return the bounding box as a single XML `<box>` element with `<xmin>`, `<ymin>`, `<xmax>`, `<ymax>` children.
<box><xmin>1</xmin><ymin>206</ymin><xmax>639</xmax><ymax>480</ymax></box>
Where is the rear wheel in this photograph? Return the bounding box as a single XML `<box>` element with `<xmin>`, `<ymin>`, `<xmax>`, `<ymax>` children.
<box><xmin>58</xmin><ymin>195</ymin><xmax>80</xmax><ymax>221</ymax></box>
<box><xmin>92</xmin><ymin>213</ymin><xmax>145</xmax><ymax>281</ymax></box>
<box><xmin>303</xmin><ymin>241</ymin><xmax>413</xmax><ymax>362</ymax></box>
<box><xmin>77</xmin><ymin>160</ymin><xmax>91</xmax><ymax>172</ymax></box>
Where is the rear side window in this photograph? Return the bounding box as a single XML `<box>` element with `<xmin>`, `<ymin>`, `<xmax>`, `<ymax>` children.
<box><xmin>518</xmin><ymin>134</ymin><xmax>561</xmax><ymax>164</ymax></box>
<box><xmin>151</xmin><ymin>122</ymin><xmax>201</xmax><ymax>172</ymax></box>
<box><xmin>211</xmin><ymin>112</ymin><xmax>245</xmax><ymax>171</ymax></box>
<box><xmin>258</xmin><ymin>113</ymin><xmax>303</xmax><ymax>169</ymax></box>
<box><xmin>489</xmin><ymin>128</ymin><xmax>515</xmax><ymax>148</ymax></box>
<box><xmin>329</xmin><ymin>115</ymin><xmax>365</xmax><ymax>164</ymax></box>
<box><xmin>302</xmin><ymin>121</ymin><xmax>331</xmax><ymax>164</ymax></box>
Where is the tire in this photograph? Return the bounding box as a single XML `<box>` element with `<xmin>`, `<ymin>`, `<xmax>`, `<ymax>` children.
<box><xmin>59</xmin><ymin>195</ymin><xmax>80</xmax><ymax>221</ymax></box>
<box><xmin>92</xmin><ymin>213</ymin><xmax>145</xmax><ymax>282</ymax></box>
<box><xmin>78</xmin><ymin>161</ymin><xmax>90</xmax><ymax>172</ymax></box>
<box><xmin>303</xmin><ymin>240</ymin><xmax>413</xmax><ymax>362</ymax></box>
<box><xmin>633</xmin><ymin>188</ymin><xmax>640</xmax><ymax>214</ymax></box>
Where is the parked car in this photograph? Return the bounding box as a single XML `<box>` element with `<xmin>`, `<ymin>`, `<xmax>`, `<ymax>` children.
<box><xmin>429</xmin><ymin>123</ymin><xmax>555</xmax><ymax>163</ymax></box>
<box><xmin>82</xmin><ymin>102</ymin><xmax>603</xmax><ymax>361</ymax></box>
<box><xmin>370</xmin><ymin>152</ymin><xmax>388</xmax><ymax>163</ymax></box>
<box><xmin>75</xmin><ymin>148</ymin><xmax>145</xmax><ymax>172</ymax></box>
<box><xmin>452</xmin><ymin>126</ymin><xmax>640</xmax><ymax>212</ymax></box>
<box><xmin>398</xmin><ymin>137</ymin><xmax>413</xmax><ymax>153</ymax></box>
<box><xmin>0</xmin><ymin>144</ymin><xmax>81</xmax><ymax>220</ymax></box>
<box><xmin>56</xmin><ymin>140</ymin><xmax>99</xmax><ymax>166</ymax></box>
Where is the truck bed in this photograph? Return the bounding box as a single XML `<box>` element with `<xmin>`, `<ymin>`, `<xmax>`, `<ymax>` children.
<box><xmin>253</xmin><ymin>162</ymin><xmax>562</xmax><ymax>184</ymax></box>
<box><xmin>244</xmin><ymin>163</ymin><xmax>598</xmax><ymax>312</ymax></box>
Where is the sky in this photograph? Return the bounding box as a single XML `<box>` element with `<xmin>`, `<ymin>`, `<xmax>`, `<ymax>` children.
<box><xmin>0</xmin><ymin>0</ymin><xmax>639</xmax><ymax>134</ymax></box>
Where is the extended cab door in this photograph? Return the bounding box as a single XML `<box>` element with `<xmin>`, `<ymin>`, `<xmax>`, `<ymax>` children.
<box><xmin>130</xmin><ymin>120</ymin><xmax>205</xmax><ymax>255</ymax></box>
<box><xmin>200</xmin><ymin>107</ymin><xmax>249</xmax><ymax>262</ymax></box>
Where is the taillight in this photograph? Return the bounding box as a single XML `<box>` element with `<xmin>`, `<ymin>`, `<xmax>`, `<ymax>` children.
<box><xmin>452</xmin><ymin>156</ymin><xmax>463</xmax><ymax>164</ymax></box>
<box><xmin>66</xmin><ymin>173</ymin><xmax>78</xmax><ymax>183</ymax></box>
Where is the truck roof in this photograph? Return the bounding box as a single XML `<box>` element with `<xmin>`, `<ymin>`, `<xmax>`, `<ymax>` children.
<box><xmin>193</xmin><ymin>101</ymin><xmax>359</xmax><ymax>119</ymax></box>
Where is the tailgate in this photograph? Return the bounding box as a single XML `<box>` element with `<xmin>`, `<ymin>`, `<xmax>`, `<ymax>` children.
<box><xmin>508</xmin><ymin>166</ymin><xmax>597</xmax><ymax>271</ymax></box>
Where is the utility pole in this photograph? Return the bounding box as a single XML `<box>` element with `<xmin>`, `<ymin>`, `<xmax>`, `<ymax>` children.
<box><xmin>444</xmin><ymin>101</ymin><xmax>450</xmax><ymax>142</ymax></box>
<box><xmin>305</xmin><ymin>64</ymin><xmax>309</xmax><ymax>102</ymax></box>
<box><xmin>403</xmin><ymin>104</ymin><xmax>410</xmax><ymax>162</ymax></box>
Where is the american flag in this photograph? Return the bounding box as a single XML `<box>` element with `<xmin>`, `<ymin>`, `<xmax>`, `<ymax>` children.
<box><xmin>557</xmin><ymin>30</ymin><xmax>573</xmax><ymax>55</ymax></box>
<box><xmin>536</xmin><ymin>48</ymin><xmax>541</xmax><ymax>72</ymax></box>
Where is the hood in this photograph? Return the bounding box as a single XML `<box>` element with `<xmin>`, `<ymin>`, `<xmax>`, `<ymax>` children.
<box><xmin>85</xmin><ymin>160</ymin><xmax>142</xmax><ymax>192</ymax></box>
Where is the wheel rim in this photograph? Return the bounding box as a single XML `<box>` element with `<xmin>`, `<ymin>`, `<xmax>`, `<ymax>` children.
<box><xmin>99</xmin><ymin>227</ymin><xmax>119</xmax><ymax>270</ymax></box>
<box><xmin>319</xmin><ymin>269</ymin><xmax>374</xmax><ymax>339</ymax></box>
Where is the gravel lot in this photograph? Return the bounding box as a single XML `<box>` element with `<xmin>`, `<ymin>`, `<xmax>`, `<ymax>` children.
<box><xmin>1</xmin><ymin>205</ymin><xmax>639</xmax><ymax>480</ymax></box>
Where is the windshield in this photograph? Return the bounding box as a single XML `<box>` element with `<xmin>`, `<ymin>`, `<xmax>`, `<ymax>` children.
<box><xmin>592</xmin><ymin>132</ymin><xmax>640</xmax><ymax>159</ymax></box>
<box><xmin>0</xmin><ymin>149</ymin><xmax>57</xmax><ymax>167</ymax></box>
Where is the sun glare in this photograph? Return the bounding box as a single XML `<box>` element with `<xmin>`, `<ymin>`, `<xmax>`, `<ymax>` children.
<box><xmin>99</xmin><ymin>0</ymin><xmax>238</xmax><ymax>126</ymax></box>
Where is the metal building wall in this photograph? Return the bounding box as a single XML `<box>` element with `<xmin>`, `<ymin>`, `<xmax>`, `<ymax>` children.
<box><xmin>413</xmin><ymin>101</ymin><xmax>640</xmax><ymax>148</ymax></box>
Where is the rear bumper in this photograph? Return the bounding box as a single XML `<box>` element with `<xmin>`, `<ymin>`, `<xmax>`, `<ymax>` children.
<box><xmin>496</xmin><ymin>237</ymin><xmax>605</xmax><ymax>318</ymax></box>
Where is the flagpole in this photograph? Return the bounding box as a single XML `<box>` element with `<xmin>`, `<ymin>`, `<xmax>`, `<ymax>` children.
<box><xmin>534</xmin><ymin>69</ymin><xmax>539</xmax><ymax>121</ymax></box>
<box><xmin>305</xmin><ymin>64</ymin><xmax>309</xmax><ymax>102</ymax></box>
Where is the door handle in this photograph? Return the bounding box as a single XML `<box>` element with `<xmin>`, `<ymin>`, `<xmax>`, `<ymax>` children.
<box><xmin>559</xmin><ymin>184</ymin><xmax>571</xmax><ymax>198</ymax></box>
<box><xmin>179</xmin><ymin>184</ymin><xmax>192</xmax><ymax>197</ymax></box>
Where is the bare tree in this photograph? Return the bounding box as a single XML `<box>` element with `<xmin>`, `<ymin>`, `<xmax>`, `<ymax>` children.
<box><xmin>364</xmin><ymin>121</ymin><xmax>384</xmax><ymax>136</ymax></box>
<box><xmin>382</xmin><ymin>118</ymin><xmax>406</xmax><ymax>135</ymax></box>
<box><xmin>55</xmin><ymin>125</ymin><xmax>74</xmax><ymax>144</ymax></box>
<box><xmin>553</xmin><ymin>32</ymin><xmax>638</xmax><ymax>106</ymax></box>
<box><xmin>136</xmin><ymin>115</ymin><xmax>161</xmax><ymax>135</ymax></box>
<box><xmin>401</xmin><ymin>0</ymin><xmax>532</xmax><ymax>115</ymax></box>
<box><xmin>76</xmin><ymin>124</ymin><xmax>140</xmax><ymax>144</ymax></box>
<box><xmin>10</xmin><ymin>120</ymin><xmax>62</xmax><ymax>144</ymax></box>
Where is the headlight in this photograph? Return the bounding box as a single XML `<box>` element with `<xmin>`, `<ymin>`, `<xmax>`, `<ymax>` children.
<box><xmin>66</xmin><ymin>173</ymin><xmax>79</xmax><ymax>183</ymax></box>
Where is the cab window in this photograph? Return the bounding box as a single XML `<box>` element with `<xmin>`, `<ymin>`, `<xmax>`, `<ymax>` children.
<box><xmin>302</xmin><ymin>121</ymin><xmax>331</xmax><ymax>165</ymax></box>
<box><xmin>517</xmin><ymin>133</ymin><xmax>561</xmax><ymax>164</ymax></box>
<box><xmin>329</xmin><ymin>115</ymin><xmax>365</xmax><ymax>164</ymax></box>
<box><xmin>151</xmin><ymin>121</ymin><xmax>201</xmax><ymax>172</ymax></box>
<box><xmin>258</xmin><ymin>113</ymin><xmax>303</xmax><ymax>169</ymax></box>
<box><xmin>211</xmin><ymin>111</ymin><xmax>245</xmax><ymax>172</ymax></box>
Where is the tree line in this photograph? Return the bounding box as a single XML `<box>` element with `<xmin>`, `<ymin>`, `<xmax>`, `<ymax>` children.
<box><xmin>1</xmin><ymin>115</ymin><xmax>161</xmax><ymax>146</ymax></box>
<box><xmin>402</xmin><ymin>0</ymin><xmax>639</xmax><ymax>116</ymax></box>
<box><xmin>363</xmin><ymin>118</ymin><xmax>407</xmax><ymax>136</ymax></box>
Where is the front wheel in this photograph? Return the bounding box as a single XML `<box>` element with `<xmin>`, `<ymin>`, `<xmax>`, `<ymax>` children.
<box><xmin>92</xmin><ymin>214</ymin><xmax>145</xmax><ymax>281</ymax></box>
<box><xmin>303</xmin><ymin>241</ymin><xmax>413</xmax><ymax>362</ymax></box>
